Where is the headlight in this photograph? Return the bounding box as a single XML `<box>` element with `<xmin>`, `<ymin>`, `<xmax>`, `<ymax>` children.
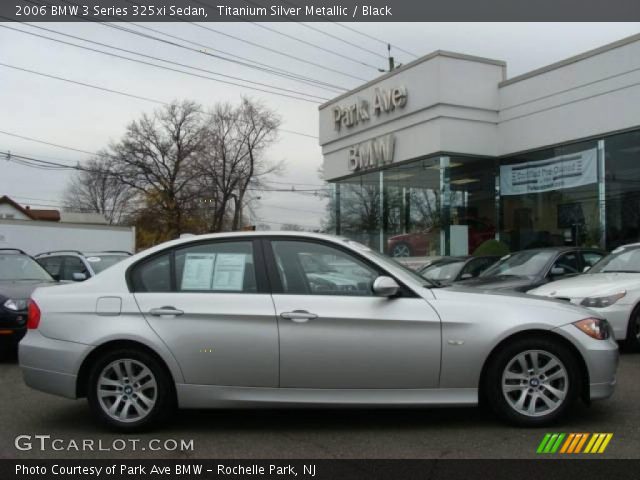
<box><xmin>580</xmin><ymin>291</ymin><xmax>626</xmax><ymax>308</ymax></box>
<box><xmin>3</xmin><ymin>298</ymin><xmax>28</xmax><ymax>311</ymax></box>
<box><xmin>573</xmin><ymin>317</ymin><xmax>611</xmax><ymax>340</ymax></box>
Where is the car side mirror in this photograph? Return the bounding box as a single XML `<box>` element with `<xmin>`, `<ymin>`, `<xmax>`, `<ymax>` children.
<box><xmin>460</xmin><ymin>273</ymin><xmax>473</xmax><ymax>280</ymax></box>
<box><xmin>72</xmin><ymin>272</ymin><xmax>87</xmax><ymax>281</ymax></box>
<box><xmin>550</xmin><ymin>267</ymin><xmax>565</xmax><ymax>276</ymax></box>
<box><xmin>583</xmin><ymin>266</ymin><xmax>591</xmax><ymax>272</ymax></box>
<box><xmin>372</xmin><ymin>276</ymin><xmax>400</xmax><ymax>297</ymax></box>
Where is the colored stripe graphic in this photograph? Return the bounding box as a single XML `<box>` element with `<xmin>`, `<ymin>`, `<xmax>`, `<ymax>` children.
<box><xmin>537</xmin><ymin>433</ymin><xmax>613</xmax><ymax>454</ymax></box>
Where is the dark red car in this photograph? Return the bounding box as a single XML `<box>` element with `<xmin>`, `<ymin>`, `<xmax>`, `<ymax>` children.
<box><xmin>387</xmin><ymin>219</ymin><xmax>496</xmax><ymax>257</ymax></box>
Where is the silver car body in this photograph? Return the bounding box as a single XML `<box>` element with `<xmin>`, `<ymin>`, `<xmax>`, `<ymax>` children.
<box><xmin>19</xmin><ymin>232</ymin><xmax>617</xmax><ymax>409</ymax></box>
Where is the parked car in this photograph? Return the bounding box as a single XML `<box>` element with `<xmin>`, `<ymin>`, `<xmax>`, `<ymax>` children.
<box><xmin>528</xmin><ymin>242</ymin><xmax>640</xmax><ymax>350</ymax></box>
<box><xmin>455</xmin><ymin>247</ymin><xmax>606</xmax><ymax>292</ymax></box>
<box><xmin>393</xmin><ymin>256</ymin><xmax>443</xmax><ymax>271</ymax></box>
<box><xmin>20</xmin><ymin>232</ymin><xmax>617</xmax><ymax>430</ymax></box>
<box><xmin>36</xmin><ymin>250</ymin><xmax>131</xmax><ymax>282</ymax></box>
<box><xmin>387</xmin><ymin>218</ymin><xmax>495</xmax><ymax>257</ymax></box>
<box><xmin>0</xmin><ymin>248</ymin><xmax>58</xmax><ymax>348</ymax></box>
<box><xmin>417</xmin><ymin>256</ymin><xmax>500</xmax><ymax>286</ymax></box>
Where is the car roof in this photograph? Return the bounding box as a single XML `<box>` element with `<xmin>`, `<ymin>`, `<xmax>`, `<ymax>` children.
<box><xmin>36</xmin><ymin>250</ymin><xmax>132</xmax><ymax>258</ymax></box>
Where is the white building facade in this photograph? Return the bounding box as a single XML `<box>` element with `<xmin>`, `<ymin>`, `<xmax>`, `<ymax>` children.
<box><xmin>319</xmin><ymin>33</ymin><xmax>640</xmax><ymax>256</ymax></box>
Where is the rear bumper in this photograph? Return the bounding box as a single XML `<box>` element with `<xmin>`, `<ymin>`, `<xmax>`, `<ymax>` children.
<box><xmin>19</xmin><ymin>330</ymin><xmax>90</xmax><ymax>399</ymax></box>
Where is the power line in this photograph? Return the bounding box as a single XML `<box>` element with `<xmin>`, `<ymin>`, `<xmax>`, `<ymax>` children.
<box><xmin>0</xmin><ymin>23</ymin><xmax>326</xmax><ymax>103</ymax></box>
<box><xmin>334</xmin><ymin>23</ymin><xmax>419</xmax><ymax>59</ymax></box>
<box><xmin>0</xmin><ymin>63</ymin><xmax>319</xmax><ymax>140</ymax></box>
<box><xmin>185</xmin><ymin>23</ymin><xmax>369</xmax><ymax>83</ymax></box>
<box><xmin>32</xmin><ymin>0</ymin><xmax>348</xmax><ymax>94</ymax></box>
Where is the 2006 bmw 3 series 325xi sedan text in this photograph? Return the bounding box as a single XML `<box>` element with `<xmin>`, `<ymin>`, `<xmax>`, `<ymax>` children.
<box><xmin>19</xmin><ymin>232</ymin><xmax>618</xmax><ymax>430</ymax></box>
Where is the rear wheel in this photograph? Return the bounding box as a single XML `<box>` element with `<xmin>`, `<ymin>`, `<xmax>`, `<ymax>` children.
<box><xmin>624</xmin><ymin>306</ymin><xmax>640</xmax><ymax>352</ymax></box>
<box><xmin>484</xmin><ymin>337</ymin><xmax>581</xmax><ymax>426</ymax></box>
<box><xmin>391</xmin><ymin>242</ymin><xmax>412</xmax><ymax>257</ymax></box>
<box><xmin>87</xmin><ymin>349</ymin><xmax>174</xmax><ymax>431</ymax></box>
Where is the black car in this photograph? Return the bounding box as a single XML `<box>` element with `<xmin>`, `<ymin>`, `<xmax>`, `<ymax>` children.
<box><xmin>454</xmin><ymin>246</ymin><xmax>606</xmax><ymax>292</ymax></box>
<box><xmin>0</xmin><ymin>248</ymin><xmax>57</xmax><ymax>348</ymax></box>
<box><xmin>417</xmin><ymin>255</ymin><xmax>500</xmax><ymax>286</ymax></box>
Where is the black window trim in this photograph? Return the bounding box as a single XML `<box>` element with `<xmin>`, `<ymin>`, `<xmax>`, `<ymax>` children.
<box><xmin>262</xmin><ymin>236</ymin><xmax>418</xmax><ymax>298</ymax></box>
<box><xmin>126</xmin><ymin>237</ymin><xmax>269</xmax><ymax>294</ymax></box>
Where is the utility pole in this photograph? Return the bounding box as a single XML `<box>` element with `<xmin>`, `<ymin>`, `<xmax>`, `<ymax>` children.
<box><xmin>379</xmin><ymin>44</ymin><xmax>401</xmax><ymax>73</ymax></box>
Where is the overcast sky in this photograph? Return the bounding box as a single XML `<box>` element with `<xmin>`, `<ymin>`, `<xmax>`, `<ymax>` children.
<box><xmin>2</xmin><ymin>22</ymin><xmax>640</xmax><ymax>230</ymax></box>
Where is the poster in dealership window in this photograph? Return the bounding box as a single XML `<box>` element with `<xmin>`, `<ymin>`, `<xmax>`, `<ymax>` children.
<box><xmin>500</xmin><ymin>148</ymin><xmax>598</xmax><ymax>196</ymax></box>
<box><xmin>181</xmin><ymin>253</ymin><xmax>216</xmax><ymax>290</ymax></box>
<box><xmin>211</xmin><ymin>254</ymin><xmax>247</xmax><ymax>291</ymax></box>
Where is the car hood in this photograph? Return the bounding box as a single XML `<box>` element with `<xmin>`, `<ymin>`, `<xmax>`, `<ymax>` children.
<box><xmin>0</xmin><ymin>279</ymin><xmax>58</xmax><ymax>300</ymax></box>
<box><xmin>453</xmin><ymin>275</ymin><xmax>533</xmax><ymax>291</ymax></box>
<box><xmin>529</xmin><ymin>272</ymin><xmax>640</xmax><ymax>298</ymax></box>
<box><xmin>434</xmin><ymin>285</ymin><xmax>595</xmax><ymax>322</ymax></box>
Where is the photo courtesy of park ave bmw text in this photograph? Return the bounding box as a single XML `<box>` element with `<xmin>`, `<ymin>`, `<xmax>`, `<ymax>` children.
<box><xmin>1</xmin><ymin>0</ymin><xmax>640</xmax><ymax>479</ymax></box>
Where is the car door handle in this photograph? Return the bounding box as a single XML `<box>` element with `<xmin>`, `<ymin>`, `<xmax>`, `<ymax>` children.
<box><xmin>280</xmin><ymin>310</ymin><xmax>318</xmax><ymax>322</ymax></box>
<box><xmin>149</xmin><ymin>306</ymin><xmax>184</xmax><ymax>316</ymax></box>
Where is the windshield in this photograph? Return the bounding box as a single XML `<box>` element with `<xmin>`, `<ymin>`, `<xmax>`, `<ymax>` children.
<box><xmin>480</xmin><ymin>250</ymin><xmax>555</xmax><ymax>278</ymax></box>
<box><xmin>589</xmin><ymin>247</ymin><xmax>640</xmax><ymax>273</ymax></box>
<box><xmin>87</xmin><ymin>255</ymin><xmax>129</xmax><ymax>274</ymax></box>
<box><xmin>0</xmin><ymin>254</ymin><xmax>54</xmax><ymax>281</ymax></box>
<box><xmin>420</xmin><ymin>260</ymin><xmax>465</xmax><ymax>282</ymax></box>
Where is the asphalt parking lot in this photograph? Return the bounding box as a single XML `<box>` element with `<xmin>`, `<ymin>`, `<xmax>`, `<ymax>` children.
<box><xmin>1</xmin><ymin>352</ymin><xmax>638</xmax><ymax>460</ymax></box>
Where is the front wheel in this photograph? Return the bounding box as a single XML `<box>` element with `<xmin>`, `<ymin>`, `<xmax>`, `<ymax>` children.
<box><xmin>624</xmin><ymin>306</ymin><xmax>640</xmax><ymax>352</ymax></box>
<box><xmin>87</xmin><ymin>349</ymin><xmax>174</xmax><ymax>431</ymax></box>
<box><xmin>484</xmin><ymin>337</ymin><xmax>581</xmax><ymax>426</ymax></box>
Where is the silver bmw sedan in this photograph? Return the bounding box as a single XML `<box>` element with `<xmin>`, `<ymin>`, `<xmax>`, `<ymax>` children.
<box><xmin>19</xmin><ymin>232</ymin><xmax>618</xmax><ymax>430</ymax></box>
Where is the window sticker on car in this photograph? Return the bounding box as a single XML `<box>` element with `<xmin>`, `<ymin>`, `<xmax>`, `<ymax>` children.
<box><xmin>86</xmin><ymin>257</ymin><xmax>102</xmax><ymax>262</ymax></box>
<box><xmin>181</xmin><ymin>253</ymin><xmax>216</xmax><ymax>290</ymax></box>
<box><xmin>212</xmin><ymin>254</ymin><xmax>246</xmax><ymax>291</ymax></box>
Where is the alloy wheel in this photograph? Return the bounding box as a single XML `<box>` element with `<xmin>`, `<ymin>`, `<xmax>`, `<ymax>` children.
<box><xmin>501</xmin><ymin>350</ymin><xmax>569</xmax><ymax>417</ymax></box>
<box><xmin>97</xmin><ymin>359</ymin><xmax>157</xmax><ymax>423</ymax></box>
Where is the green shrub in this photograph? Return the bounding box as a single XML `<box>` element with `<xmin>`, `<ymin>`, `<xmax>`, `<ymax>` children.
<box><xmin>472</xmin><ymin>239</ymin><xmax>510</xmax><ymax>257</ymax></box>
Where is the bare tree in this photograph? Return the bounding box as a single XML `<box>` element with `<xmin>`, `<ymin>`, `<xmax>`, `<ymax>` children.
<box><xmin>108</xmin><ymin>100</ymin><xmax>208</xmax><ymax>238</ymax></box>
<box><xmin>63</xmin><ymin>156</ymin><xmax>134</xmax><ymax>224</ymax></box>
<box><xmin>197</xmin><ymin>97</ymin><xmax>281</xmax><ymax>232</ymax></box>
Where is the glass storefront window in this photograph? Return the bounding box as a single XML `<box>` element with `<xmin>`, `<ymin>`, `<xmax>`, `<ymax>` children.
<box><xmin>499</xmin><ymin>140</ymin><xmax>601</xmax><ymax>251</ymax></box>
<box><xmin>336</xmin><ymin>171</ymin><xmax>382</xmax><ymax>251</ymax></box>
<box><xmin>604</xmin><ymin>130</ymin><xmax>640</xmax><ymax>250</ymax></box>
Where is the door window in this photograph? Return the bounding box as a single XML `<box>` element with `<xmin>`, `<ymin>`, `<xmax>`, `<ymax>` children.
<box><xmin>130</xmin><ymin>253</ymin><xmax>172</xmax><ymax>292</ymax></box>
<box><xmin>271</xmin><ymin>240</ymin><xmax>378</xmax><ymax>296</ymax></box>
<box><xmin>550</xmin><ymin>252</ymin><xmax>580</xmax><ymax>277</ymax></box>
<box><xmin>38</xmin><ymin>256</ymin><xmax>63</xmax><ymax>277</ymax></box>
<box><xmin>61</xmin><ymin>256</ymin><xmax>88</xmax><ymax>281</ymax></box>
<box><xmin>174</xmin><ymin>241</ymin><xmax>256</xmax><ymax>293</ymax></box>
<box><xmin>583</xmin><ymin>251</ymin><xmax>604</xmax><ymax>268</ymax></box>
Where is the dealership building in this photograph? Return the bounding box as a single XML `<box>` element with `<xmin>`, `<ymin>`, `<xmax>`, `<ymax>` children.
<box><xmin>319</xmin><ymin>33</ymin><xmax>640</xmax><ymax>257</ymax></box>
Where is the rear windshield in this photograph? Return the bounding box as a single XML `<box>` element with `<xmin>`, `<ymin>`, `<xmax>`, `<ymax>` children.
<box><xmin>0</xmin><ymin>254</ymin><xmax>53</xmax><ymax>281</ymax></box>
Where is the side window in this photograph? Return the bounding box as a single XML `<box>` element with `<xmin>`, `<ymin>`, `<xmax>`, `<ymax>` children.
<box><xmin>174</xmin><ymin>241</ymin><xmax>256</xmax><ymax>293</ymax></box>
<box><xmin>550</xmin><ymin>252</ymin><xmax>580</xmax><ymax>277</ymax></box>
<box><xmin>61</xmin><ymin>256</ymin><xmax>87</xmax><ymax>281</ymax></box>
<box><xmin>131</xmin><ymin>253</ymin><xmax>172</xmax><ymax>292</ymax></box>
<box><xmin>271</xmin><ymin>240</ymin><xmax>378</xmax><ymax>296</ymax></box>
<box><xmin>460</xmin><ymin>258</ymin><xmax>492</xmax><ymax>279</ymax></box>
<box><xmin>38</xmin><ymin>256</ymin><xmax>62</xmax><ymax>277</ymax></box>
<box><xmin>583</xmin><ymin>251</ymin><xmax>604</xmax><ymax>268</ymax></box>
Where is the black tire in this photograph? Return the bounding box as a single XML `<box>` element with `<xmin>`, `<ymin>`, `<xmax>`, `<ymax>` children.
<box><xmin>87</xmin><ymin>348</ymin><xmax>174</xmax><ymax>431</ymax></box>
<box><xmin>484</xmin><ymin>336</ymin><xmax>581</xmax><ymax>427</ymax></box>
<box><xmin>624</xmin><ymin>305</ymin><xmax>640</xmax><ymax>352</ymax></box>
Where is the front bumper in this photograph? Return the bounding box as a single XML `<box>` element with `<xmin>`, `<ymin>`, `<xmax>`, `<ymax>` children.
<box><xmin>553</xmin><ymin>324</ymin><xmax>619</xmax><ymax>401</ymax></box>
<box><xmin>19</xmin><ymin>330</ymin><xmax>91</xmax><ymax>399</ymax></box>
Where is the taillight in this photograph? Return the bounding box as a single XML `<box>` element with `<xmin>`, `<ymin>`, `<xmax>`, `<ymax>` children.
<box><xmin>27</xmin><ymin>300</ymin><xmax>41</xmax><ymax>329</ymax></box>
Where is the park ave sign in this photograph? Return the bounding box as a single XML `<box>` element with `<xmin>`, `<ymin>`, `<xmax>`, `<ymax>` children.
<box><xmin>332</xmin><ymin>86</ymin><xmax>408</xmax><ymax>131</ymax></box>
